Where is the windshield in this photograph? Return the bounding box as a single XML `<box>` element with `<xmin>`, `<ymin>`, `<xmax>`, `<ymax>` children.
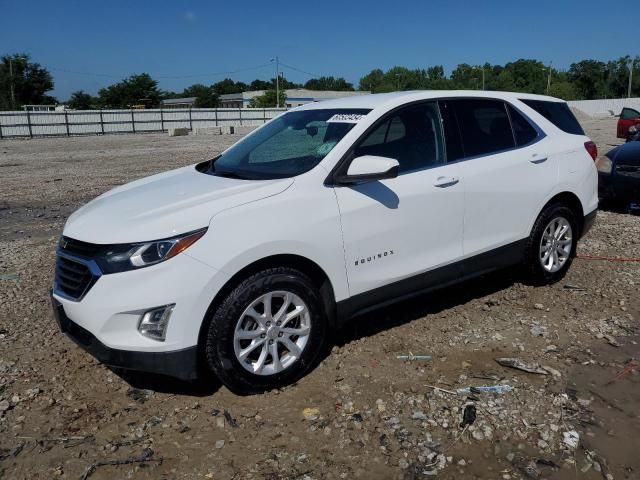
<box><xmin>207</xmin><ymin>109</ymin><xmax>370</xmax><ymax>180</ymax></box>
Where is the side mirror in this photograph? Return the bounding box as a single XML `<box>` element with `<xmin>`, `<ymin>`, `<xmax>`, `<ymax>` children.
<box><xmin>336</xmin><ymin>155</ymin><xmax>400</xmax><ymax>185</ymax></box>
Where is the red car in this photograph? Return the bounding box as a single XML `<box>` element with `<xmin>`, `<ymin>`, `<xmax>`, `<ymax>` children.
<box><xmin>617</xmin><ymin>107</ymin><xmax>640</xmax><ymax>139</ymax></box>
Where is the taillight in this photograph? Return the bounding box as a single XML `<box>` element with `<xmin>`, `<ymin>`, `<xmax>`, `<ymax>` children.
<box><xmin>584</xmin><ymin>141</ymin><xmax>597</xmax><ymax>161</ymax></box>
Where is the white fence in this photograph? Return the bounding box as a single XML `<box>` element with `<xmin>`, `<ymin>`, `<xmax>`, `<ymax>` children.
<box><xmin>0</xmin><ymin>108</ymin><xmax>286</xmax><ymax>139</ymax></box>
<box><xmin>567</xmin><ymin>98</ymin><xmax>640</xmax><ymax>117</ymax></box>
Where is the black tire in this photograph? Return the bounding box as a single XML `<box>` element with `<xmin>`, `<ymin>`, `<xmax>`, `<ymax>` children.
<box><xmin>204</xmin><ymin>267</ymin><xmax>327</xmax><ymax>394</ymax></box>
<box><xmin>523</xmin><ymin>203</ymin><xmax>578</xmax><ymax>285</ymax></box>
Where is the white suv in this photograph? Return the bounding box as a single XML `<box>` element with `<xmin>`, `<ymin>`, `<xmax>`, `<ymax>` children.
<box><xmin>52</xmin><ymin>91</ymin><xmax>598</xmax><ymax>393</ymax></box>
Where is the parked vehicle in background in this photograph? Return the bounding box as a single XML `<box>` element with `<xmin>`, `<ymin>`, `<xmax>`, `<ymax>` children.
<box><xmin>626</xmin><ymin>125</ymin><xmax>640</xmax><ymax>142</ymax></box>
<box><xmin>52</xmin><ymin>91</ymin><xmax>598</xmax><ymax>394</ymax></box>
<box><xmin>617</xmin><ymin>107</ymin><xmax>640</xmax><ymax>140</ymax></box>
<box><xmin>598</xmin><ymin>141</ymin><xmax>640</xmax><ymax>206</ymax></box>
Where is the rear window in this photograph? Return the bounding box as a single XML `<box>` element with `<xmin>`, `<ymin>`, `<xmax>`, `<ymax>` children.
<box><xmin>520</xmin><ymin>99</ymin><xmax>584</xmax><ymax>136</ymax></box>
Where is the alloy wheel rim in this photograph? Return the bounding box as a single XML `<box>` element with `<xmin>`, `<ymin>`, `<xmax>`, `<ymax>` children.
<box><xmin>233</xmin><ymin>291</ymin><xmax>311</xmax><ymax>376</ymax></box>
<box><xmin>539</xmin><ymin>216</ymin><xmax>573</xmax><ymax>273</ymax></box>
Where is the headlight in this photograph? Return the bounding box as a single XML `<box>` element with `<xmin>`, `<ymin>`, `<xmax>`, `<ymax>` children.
<box><xmin>595</xmin><ymin>157</ymin><xmax>613</xmax><ymax>174</ymax></box>
<box><xmin>96</xmin><ymin>228</ymin><xmax>207</xmax><ymax>273</ymax></box>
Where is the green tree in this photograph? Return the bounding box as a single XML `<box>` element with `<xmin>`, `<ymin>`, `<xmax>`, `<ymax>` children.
<box><xmin>97</xmin><ymin>73</ymin><xmax>161</xmax><ymax>108</ymax></box>
<box><xmin>0</xmin><ymin>53</ymin><xmax>55</xmax><ymax>110</ymax></box>
<box><xmin>182</xmin><ymin>84</ymin><xmax>218</xmax><ymax>107</ymax></box>
<box><xmin>568</xmin><ymin>60</ymin><xmax>608</xmax><ymax>99</ymax></box>
<box><xmin>304</xmin><ymin>76</ymin><xmax>354</xmax><ymax>91</ymax></box>
<box><xmin>358</xmin><ymin>69</ymin><xmax>386</xmax><ymax>92</ymax></box>
<box><xmin>249</xmin><ymin>79</ymin><xmax>272</xmax><ymax>90</ymax></box>
<box><xmin>67</xmin><ymin>90</ymin><xmax>95</xmax><ymax>109</ymax></box>
<box><xmin>213</xmin><ymin>78</ymin><xmax>249</xmax><ymax>95</ymax></box>
<box><xmin>249</xmin><ymin>89</ymin><xmax>286</xmax><ymax>108</ymax></box>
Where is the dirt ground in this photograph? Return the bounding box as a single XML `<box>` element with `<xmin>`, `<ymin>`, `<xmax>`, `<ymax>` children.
<box><xmin>1</xmin><ymin>119</ymin><xmax>639</xmax><ymax>480</ymax></box>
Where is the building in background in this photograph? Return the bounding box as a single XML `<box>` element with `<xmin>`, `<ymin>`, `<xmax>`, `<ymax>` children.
<box><xmin>218</xmin><ymin>89</ymin><xmax>370</xmax><ymax>109</ymax></box>
<box><xmin>160</xmin><ymin>97</ymin><xmax>197</xmax><ymax>109</ymax></box>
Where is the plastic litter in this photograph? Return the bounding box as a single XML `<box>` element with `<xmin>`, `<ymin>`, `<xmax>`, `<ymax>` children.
<box><xmin>397</xmin><ymin>353</ymin><xmax>432</xmax><ymax>361</ymax></box>
<box><xmin>302</xmin><ymin>407</ymin><xmax>320</xmax><ymax>420</ymax></box>
<box><xmin>456</xmin><ymin>384</ymin><xmax>513</xmax><ymax>395</ymax></box>
<box><xmin>495</xmin><ymin>357</ymin><xmax>548</xmax><ymax>375</ymax></box>
<box><xmin>460</xmin><ymin>404</ymin><xmax>476</xmax><ymax>427</ymax></box>
<box><xmin>562</xmin><ymin>430</ymin><xmax>579</xmax><ymax>450</ymax></box>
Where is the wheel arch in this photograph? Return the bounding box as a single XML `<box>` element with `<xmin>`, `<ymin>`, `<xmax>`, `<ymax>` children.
<box><xmin>547</xmin><ymin>191</ymin><xmax>585</xmax><ymax>233</ymax></box>
<box><xmin>196</xmin><ymin>254</ymin><xmax>337</xmax><ymax>371</ymax></box>
<box><xmin>534</xmin><ymin>191</ymin><xmax>585</xmax><ymax>236</ymax></box>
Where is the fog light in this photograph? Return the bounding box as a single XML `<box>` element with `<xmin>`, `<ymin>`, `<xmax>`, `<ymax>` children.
<box><xmin>138</xmin><ymin>304</ymin><xmax>174</xmax><ymax>341</ymax></box>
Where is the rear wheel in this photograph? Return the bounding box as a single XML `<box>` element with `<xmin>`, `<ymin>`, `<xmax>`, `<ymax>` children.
<box><xmin>524</xmin><ymin>203</ymin><xmax>578</xmax><ymax>284</ymax></box>
<box><xmin>204</xmin><ymin>267</ymin><xmax>327</xmax><ymax>394</ymax></box>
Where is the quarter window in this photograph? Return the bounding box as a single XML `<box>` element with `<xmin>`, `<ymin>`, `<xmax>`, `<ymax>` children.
<box><xmin>520</xmin><ymin>99</ymin><xmax>584</xmax><ymax>135</ymax></box>
<box><xmin>353</xmin><ymin>102</ymin><xmax>445</xmax><ymax>173</ymax></box>
<box><xmin>452</xmin><ymin>99</ymin><xmax>515</xmax><ymax>157</ymax></box>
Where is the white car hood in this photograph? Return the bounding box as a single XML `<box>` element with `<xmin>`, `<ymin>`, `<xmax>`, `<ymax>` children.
<box><xmin>63</xmin><ymin>165</ymin><xmax>294</xmax><ymax>244</ymax></box>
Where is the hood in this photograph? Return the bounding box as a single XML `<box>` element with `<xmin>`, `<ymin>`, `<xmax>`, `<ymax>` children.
<box><xmin>63</xmin><ymin>165</ymin><xmax>293</xmax><ymax>244</ymax></box>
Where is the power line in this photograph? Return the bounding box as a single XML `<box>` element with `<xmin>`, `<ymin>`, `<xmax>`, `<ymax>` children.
<box><xmin>278</xmin><ymin>61</ymin><xmax>321</xmax><ymax>78</ymax></box>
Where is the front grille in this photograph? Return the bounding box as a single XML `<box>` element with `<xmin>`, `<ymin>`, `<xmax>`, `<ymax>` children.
<box><xmin>60</xmin><ymin>236</ymin><xmax>103</xmax><ymax>258</ymax></box>
<box><xmin>54</xmin><ymin>255</ymin><xmax>96</xmax><ymax>300</ymax></box>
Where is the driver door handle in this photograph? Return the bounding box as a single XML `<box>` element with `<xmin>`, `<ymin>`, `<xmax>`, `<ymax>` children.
<box><xmin>530</xmin><ymin>155</ymin><xmax>548</xmax><ymax>164</ymax></box>
<box><xmin>433</xmin><ymin>176</ymin><xmax>459</xmax><ymax>188</ymax></box>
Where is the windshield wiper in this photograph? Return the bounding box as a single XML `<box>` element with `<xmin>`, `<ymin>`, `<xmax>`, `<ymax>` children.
<box><xmin>213</xmin><ymin>170</ymin><xmax>250</xmax><ymax>180</ymax></box>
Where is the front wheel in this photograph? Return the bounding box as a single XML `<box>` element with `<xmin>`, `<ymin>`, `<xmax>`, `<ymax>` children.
<box><xmin>523</xmin><ymin>203</ymin><xmax>578</xmax><ymax>284</ymax></box>
<box><xmin>204</xmin><ymin>267</ymin><xmax>327</xmax><ymax>394</ymax></box>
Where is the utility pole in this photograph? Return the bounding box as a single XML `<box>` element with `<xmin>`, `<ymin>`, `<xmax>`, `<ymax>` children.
<box><xmin>546</xmin><ymin>61</ymin><xmax>552</xmax><ymax>95</ymax></box>
<box><xmin>482</xmin><ymin>67</ymin><xmax>485</xmax><ymax>90</ymax></box>
<box><xmin>9</xmin><ymin>57</ymin><xmax>15</xmax><ymax>110</ymax></box>
<box><xmin>628</xmin><ymin>59</ymin><xmax>635</xmax><ymax>98</ymax></box>
<box><xmin>275</xmin><ymin>56</ymin><xmax>280</xmax><ymax>108</ymax></box>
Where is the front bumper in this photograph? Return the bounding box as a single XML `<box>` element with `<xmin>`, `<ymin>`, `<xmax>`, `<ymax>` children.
<box><xmin>52</xmin><ymin>294</ymin><xmax>199</xmax><ymax>380</ymax></box>
<box><xmin>599</xmin><ymin>172</ymin><xmax>640</xmax><ymax>204</ymax></box>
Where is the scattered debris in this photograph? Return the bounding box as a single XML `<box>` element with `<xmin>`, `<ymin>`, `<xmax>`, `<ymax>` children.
<box><xmin>396</xmin><ymin>353</ymin><xmax>432</xmax><ymax>361</ymax></box>
<box><xmin>495</xmin><ymin>358</ymin><xmax>549</xmax><ymax>375</ymax></box>
<box><xmin>302</xmin><ymin>408</ymin><xmax>320</xmax><ymax>420</ymax></box>
<box><xmin>530</xmin><ymin>325</ymin><xmax>548</xmax><ymax>337</ymax></box>
<box><xmin>460</xmin><ymin>404</ymin><xmax>477</xmax><ymax>427</ymax></box>
<box><xmin>80</xmin><ymin>448</ymin><xmax>161</xmax><ymax>480</ymax></box>
<box><xmin>456</xmin><ymin>384</ymin><xmax>513</xmax><ymax>395</ymax></box>
<box><xmin>126</xmin><ymin>388</ymin><xmax>153</xmax><ymax>404</ymax></box>
<box><xmin>602</xmin><ymin>334</ymin><xmax>621</xmax><ymax>347</ymax></box>
<box><xmin>0</xmin><ymin>273</ymin><xmax>21</xmax><ymax>283</ymax></box>
<box><xmin>564</xmin><ymin>284</ymin><xmax>586</xmax><ymax>291</ymax></box>
<box><xmin>562</xmin><ymin>430</ymin><xmax>580</xmax><ymax>450</ymax></box>
<box><xmin>0</xmin><ymin>443</ymin><xmax>24</xmax><ymax>461</ymax></box>
<box><xmin>541</xmin><ymin>366</ymin><xmax>562</xmax><ymax>377</ymax></box>
<box><xmin>224</xmin><ymin>410</ymin><xmax>238</xmax><ymax>428</ymax></box>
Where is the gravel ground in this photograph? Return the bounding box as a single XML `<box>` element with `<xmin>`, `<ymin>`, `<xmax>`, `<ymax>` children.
<box><xmin>1</xmin><ymin>120</ymin><xmax>639</xmax><ymax>480</ymax></box>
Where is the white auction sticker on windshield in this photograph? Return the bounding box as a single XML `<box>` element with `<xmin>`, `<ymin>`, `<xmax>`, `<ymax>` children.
<box><xmin>326</xmin><ymin>113</ymin><xmax>366</xmax><ymax>123</ymax></box>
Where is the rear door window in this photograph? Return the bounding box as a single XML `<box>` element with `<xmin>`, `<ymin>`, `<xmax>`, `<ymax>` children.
<box><xmin>450</xmin><ymin>99</ymin><xmax>515</xmax><ymax>157</ymax></box>
<box><xmin>520</xmin><ymin>99</ymin><xmax>585</xmax><ymax>135</ymax></box>
<box><xmin>507</xmin><ymin>105</ymin><xmax>539</xmax><ymax>146</ymax></box>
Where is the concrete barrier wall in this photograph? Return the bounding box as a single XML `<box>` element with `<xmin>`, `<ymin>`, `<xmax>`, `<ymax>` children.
<box><xmin>0</xmin><ymin>108</ymin><xmax>286</xmax><ymax>138</ymax></box>
<box><xmin>567</xmin><ymin>98</ymin><xmax>640</xmax><ymax>117</ymax></box>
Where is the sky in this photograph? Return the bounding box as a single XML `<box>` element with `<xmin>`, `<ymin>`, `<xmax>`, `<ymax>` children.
<box><xmin>1</xmin><ymin>0</ymin><xmax>636</xmax><ymax>100</ymax></box>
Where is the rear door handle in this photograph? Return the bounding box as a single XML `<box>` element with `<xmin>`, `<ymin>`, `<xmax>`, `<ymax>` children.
<box><xmin>434</xmin><ymin>176</ymin><xmax>459</xmax><ymax>188</ymax></box>
<box><xmin>530</xmin><ymin>156</ymin><xmax>548</xmax><ymax>164</ymax></box>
